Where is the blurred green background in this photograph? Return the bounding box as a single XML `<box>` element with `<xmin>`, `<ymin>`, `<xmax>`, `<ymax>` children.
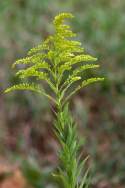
<box><xmin>0</xmin><ymin>0</ymin><xmax>125</xmax><ymax>187</ymax></box>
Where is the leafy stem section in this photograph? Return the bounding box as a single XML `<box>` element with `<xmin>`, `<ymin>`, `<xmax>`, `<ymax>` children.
<box><xmin>55</xmin><ymin>69</ymin><xmax>89</xmax><ymax>188</ymax></box>
<box><xmin>54</xmin><ymin>104</ymin><xmax>90</xmax><ymax>188</ymax></box>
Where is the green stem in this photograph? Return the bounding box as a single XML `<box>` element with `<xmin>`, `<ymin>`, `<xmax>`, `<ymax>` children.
<box><xmin>55</xmin><ymin>103</ymin><xmax>79</xmax><ymax>188</ymax></box>
<box><xmin>55</xmin><ymin>80</ymin><xmax>79</xmax><ymax>188</ymax></box>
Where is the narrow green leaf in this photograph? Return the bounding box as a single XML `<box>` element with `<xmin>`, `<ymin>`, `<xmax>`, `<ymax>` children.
<box><xmin>79</xmin><ymin>167</ymin><xmax>90</xmax><ymax>188</ymax></box>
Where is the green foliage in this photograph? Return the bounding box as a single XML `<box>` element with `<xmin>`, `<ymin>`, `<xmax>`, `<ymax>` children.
<box><xmin>54</xmin><ymin>104</ymin><xmax>90</xmax><ymax>188</ymax></box>
<box><xmin>5</xmin><ymin>13</ymin><xmax>104</xmax><ymax>188</ymax></box>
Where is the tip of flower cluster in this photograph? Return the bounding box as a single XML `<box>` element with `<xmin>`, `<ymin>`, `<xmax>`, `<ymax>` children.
<box><xmin>53</xmin><ymin>12</ymin><xmax>74</xmax><ymax>25</ymax></box>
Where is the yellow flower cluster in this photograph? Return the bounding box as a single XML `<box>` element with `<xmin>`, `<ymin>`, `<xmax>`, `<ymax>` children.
<box><xmin>5</xmin><ymin>13</ymin><xmax>104</xmax><ymax>106</ymax></box>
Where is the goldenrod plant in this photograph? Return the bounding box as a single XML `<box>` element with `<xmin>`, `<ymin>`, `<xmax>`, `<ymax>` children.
<box><xmin>5</xmin><ymin>13</ymin><xmax>104</xmax><ymax>188</ymax></box>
